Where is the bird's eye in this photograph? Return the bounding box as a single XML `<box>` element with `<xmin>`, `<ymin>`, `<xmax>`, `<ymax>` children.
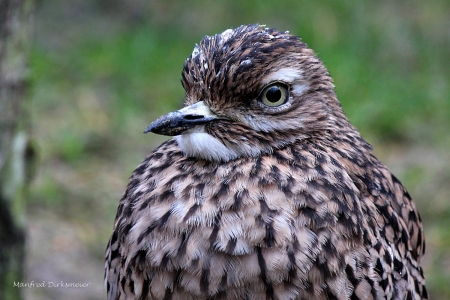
<box><xmin>260</xmin><ymin>84</ymin><xmax>289</xmax><ymax>107</ymax></box>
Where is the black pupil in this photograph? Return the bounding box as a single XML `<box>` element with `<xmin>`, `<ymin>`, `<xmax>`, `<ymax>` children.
<box><xmin>266</xmin><ymin>86</ymin><xmax>282</xmax><ymax>103</ymax></box>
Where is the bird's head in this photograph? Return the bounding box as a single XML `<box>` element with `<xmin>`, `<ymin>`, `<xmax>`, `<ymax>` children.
<box><xmin>145</xmin><ymin>24</ymin><xmax>348</xmax><ymax>162</ymax></box>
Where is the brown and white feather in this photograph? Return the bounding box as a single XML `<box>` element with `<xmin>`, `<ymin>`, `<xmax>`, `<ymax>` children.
<box><xmin>105</xmin><ymin>24</ymin><xmax>427</xmax><ymax>300</ymax></box>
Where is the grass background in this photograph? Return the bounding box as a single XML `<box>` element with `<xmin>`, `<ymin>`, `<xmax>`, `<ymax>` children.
<box><xmin>26</xmin><ymin>0</ymin><xmax>450</xmax><ymax>299</ymax></box>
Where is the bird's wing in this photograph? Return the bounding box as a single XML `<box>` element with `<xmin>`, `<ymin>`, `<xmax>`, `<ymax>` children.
<box><xmin>104</xmin><ymin>139</ymin><xmax>183</xmax><ymax>300</ymax></box>
<box><xmin>348</xmin><ymin>157</ymin><xmax>428</xmax><ymax>299</ymax></box>
<box><xmin>105</xmin><ymin>231</ymin><xmax>120</xmax><ymax>300</ymax></box>
<box><xmin>317</xmin><ymin>135</ymin><xmax>427</xmax><ymax>299</ymax></box>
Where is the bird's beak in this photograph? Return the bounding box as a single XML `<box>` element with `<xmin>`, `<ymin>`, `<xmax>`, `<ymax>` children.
<box><xmin>144</xmin><ymin>101</ymin><xmax>220</xmax><ymax>136</ymax></box>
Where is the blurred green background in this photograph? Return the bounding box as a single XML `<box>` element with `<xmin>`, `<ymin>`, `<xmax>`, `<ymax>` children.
<box><xmin>27</xmin><ymin>0</ymin><xmax>450</xmax><ymax>299</ymax></box>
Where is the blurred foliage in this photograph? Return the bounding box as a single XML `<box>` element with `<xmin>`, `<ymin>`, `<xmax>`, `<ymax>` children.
<box><xmin>28</xmin><ymin>0</ymin><xmax>450</xmax><ymax>299</ymax></box>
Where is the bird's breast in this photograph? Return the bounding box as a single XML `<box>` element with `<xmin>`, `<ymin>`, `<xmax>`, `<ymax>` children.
<box><xmin>122</xmin><ymin>144</ymin><xmax>370</xmax><ymax>296</ymax></box>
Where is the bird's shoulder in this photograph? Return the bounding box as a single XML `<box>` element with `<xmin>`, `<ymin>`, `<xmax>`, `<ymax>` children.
<box><xmin>318</xmin><ymin>132</ymin><xmax>427</xmax><ymax>298</ymax></box>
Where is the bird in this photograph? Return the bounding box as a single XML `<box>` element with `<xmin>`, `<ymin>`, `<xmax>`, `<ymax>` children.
<box><xmin>104</xmin><ymin>24</ymin><xmax>428</xmax><ymax>300</ymax></box>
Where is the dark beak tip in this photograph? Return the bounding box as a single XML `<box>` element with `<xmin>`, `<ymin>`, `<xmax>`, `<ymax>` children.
<box><xmin>143</xmin><ymin>125</ymin><xmax>153</xmax><ymax>134</ymax></box>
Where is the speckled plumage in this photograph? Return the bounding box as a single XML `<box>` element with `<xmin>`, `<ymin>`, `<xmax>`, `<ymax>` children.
<box><xmin>105</xmin><ymin>24</ymin><xmax>427</xmax><ymax>300</ymax></box>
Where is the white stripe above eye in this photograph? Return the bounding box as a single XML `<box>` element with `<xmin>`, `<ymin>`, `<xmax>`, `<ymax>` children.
<box><xmin>262</xmin><ymin>67</ymin><xmax>303</xmax><ymax>85</ymax></box>
<box><xmin>291</xmin><ymin>83</ymin><xmax>309</xmax><ymax>96</ymax></box>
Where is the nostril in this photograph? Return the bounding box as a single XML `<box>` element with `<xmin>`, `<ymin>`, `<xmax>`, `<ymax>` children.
<box><xmin>183</xmin><ymin>115</ymin><xmax>204</xmax><ymax>120</ymax></box>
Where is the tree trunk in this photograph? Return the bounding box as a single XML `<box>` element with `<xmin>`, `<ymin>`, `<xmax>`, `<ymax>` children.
<box><xmin>0</xmin><ymin>0</ymin><xmax>34</xmax><ymax>299</ymax></box>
